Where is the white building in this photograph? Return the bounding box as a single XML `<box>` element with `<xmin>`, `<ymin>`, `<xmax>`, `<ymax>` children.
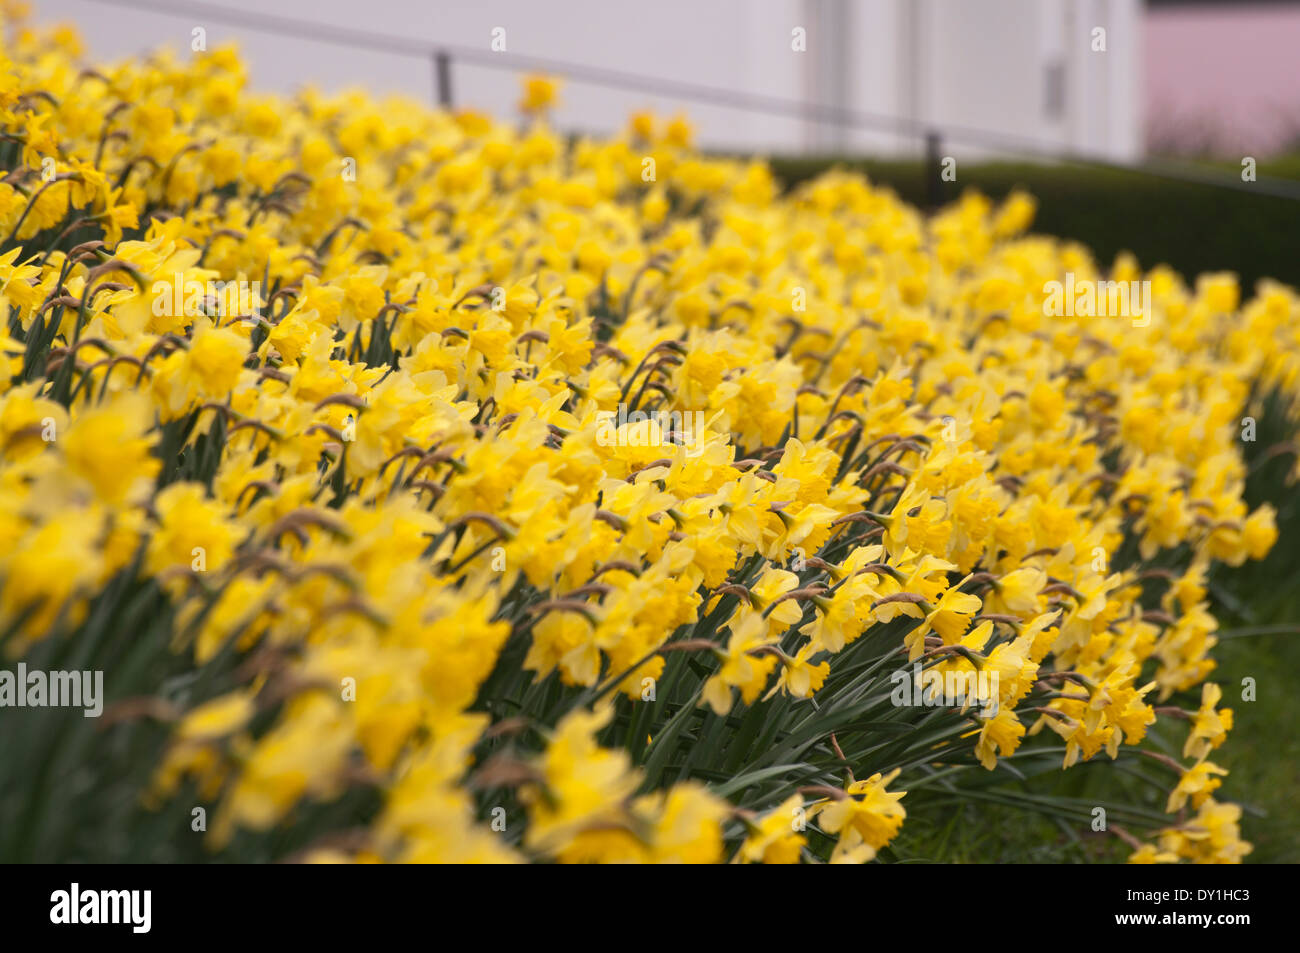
<box><xmin>800</xmin><ymin>0</ymin><xmax>1142</xmax><ymax>160</ymax></box>
<box><xmin>42</xmin><ymin>0</ymin><xmax>1142</xmax><ymax>160</ymax></box>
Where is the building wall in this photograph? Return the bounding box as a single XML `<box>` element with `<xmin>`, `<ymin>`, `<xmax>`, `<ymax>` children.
<box><xmin>38</xmin><ymin>0</ymin><xmax>1141</xmax><ymax>160</ymax></box>
<box><xmin>914</xmin><ymin>0</ymin><xmax>1140</xmax><ymax>161</ymax></box>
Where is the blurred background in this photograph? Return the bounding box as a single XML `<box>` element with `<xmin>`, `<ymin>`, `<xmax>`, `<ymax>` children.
<box><xmin>35</xmin><ymin>0</ymin><xmax>1300</xmax><ymax>159</ymax></box>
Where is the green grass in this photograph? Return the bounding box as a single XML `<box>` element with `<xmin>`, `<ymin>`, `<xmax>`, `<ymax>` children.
<box><xmin>894</xmin><ymin>389</ymin><xmax>1300</xmax><ymax>864</ymax></box>
<box><xmin>1206</xmin><ymin>631</ymin><xmax>1300</xmax><ymax>863</ymax></box>
<box><xmin>891</xmin><ymin>625</ymin><xmax>1300</xmax><ymax>864</ymax></box>
<box><xmin>889</xmin><ymin>799</ymin><xmax>1129</xmax><ymax>864</ymax></box>
<box><xmin>1196</xmin><ymin>388</ymin><xmax>1300</xmax><ymax>863</ymax></box>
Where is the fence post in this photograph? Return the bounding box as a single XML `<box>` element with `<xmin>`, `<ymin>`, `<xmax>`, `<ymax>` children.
<box><xmin>434</xmin><ymin>51</ymin><xmax>453</xmax><ymax>109</ymax></box>
<box><xmin>925</xmin><ymin>130</ymin><xmax>942</xmax><ymax>213</ymax></box>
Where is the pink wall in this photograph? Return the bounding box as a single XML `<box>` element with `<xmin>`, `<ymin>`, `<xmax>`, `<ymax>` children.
<box><xmin>1145</xmin><ymin>3</ymin><xmax>1300</xmax><ymax>155</ymax></box>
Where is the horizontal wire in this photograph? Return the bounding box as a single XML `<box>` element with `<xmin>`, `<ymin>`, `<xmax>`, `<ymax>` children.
<box><xmin>71</xmin><ymin>0</ymin><xmax>1300</xmax><ymax>200</ymax></box>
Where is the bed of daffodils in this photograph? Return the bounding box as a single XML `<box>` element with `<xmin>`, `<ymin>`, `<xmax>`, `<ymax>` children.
<box><xmin>2</xmin><ymin>13</ymin><xmax>1296</xmax><ymax>863</ymax></box>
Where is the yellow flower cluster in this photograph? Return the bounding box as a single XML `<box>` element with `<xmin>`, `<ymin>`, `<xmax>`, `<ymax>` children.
<box><xmin>3</xmin><ymin>12</ymin><xmax>1295</xmax><ymax>862</ymax></box>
